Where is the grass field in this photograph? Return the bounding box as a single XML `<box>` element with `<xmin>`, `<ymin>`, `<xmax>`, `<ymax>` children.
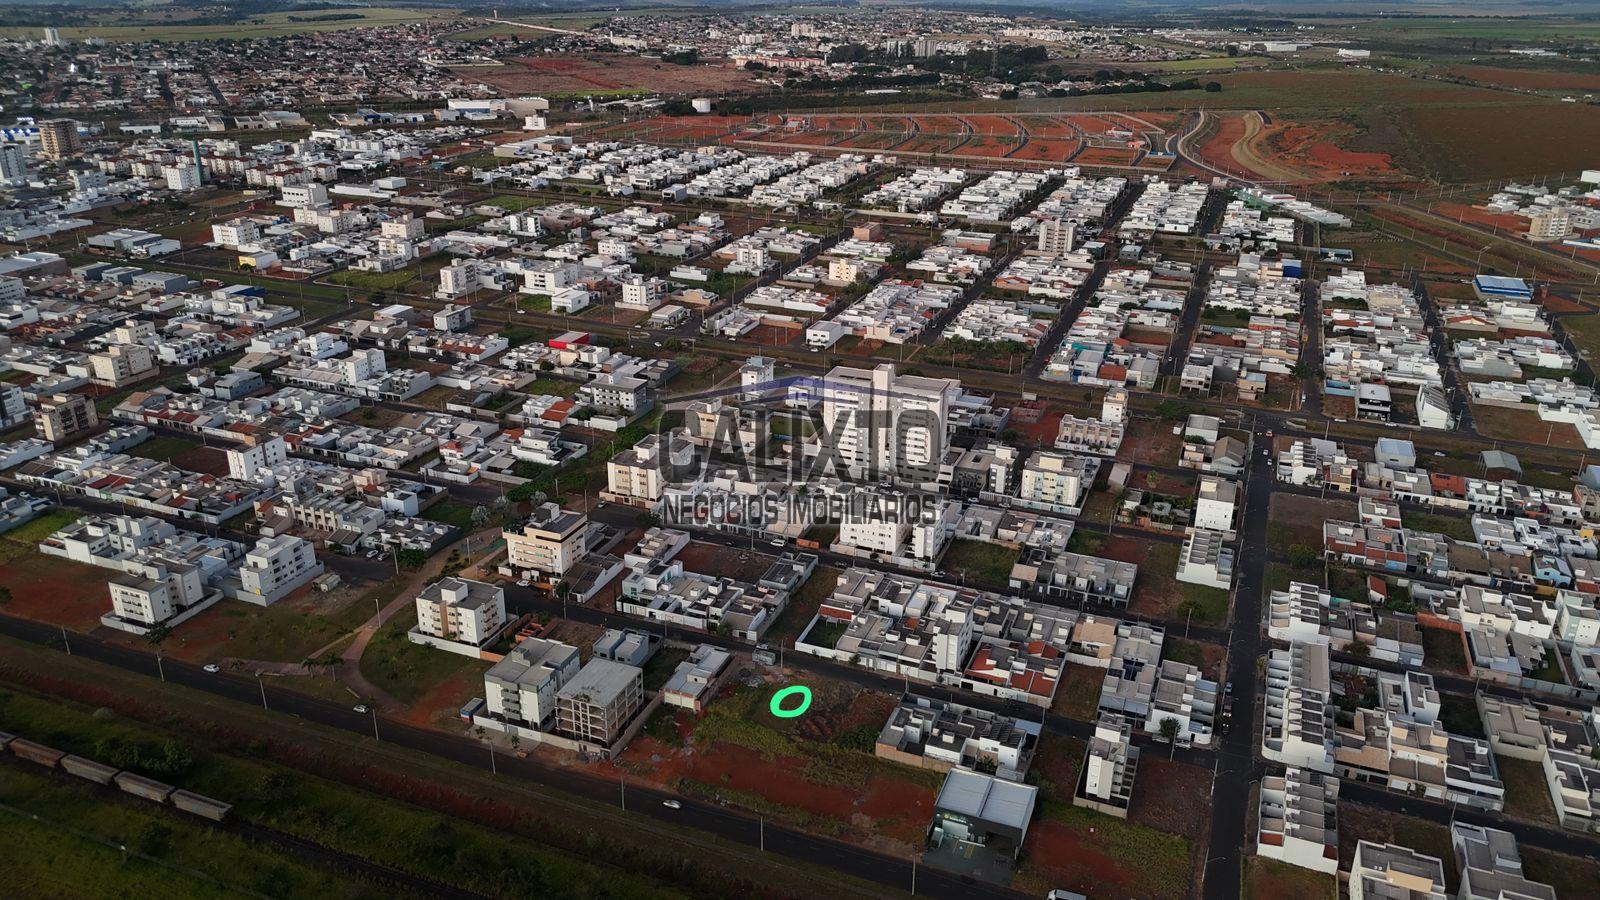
<box><xmin>0</xmin><ymin>683</ymin><xmax>694</xmax><ymax>899</ymax></box>
<box><xmin>0</xmin><ymin>7</ymin><xmax>459</xmax><ymax>41</ymax></box>
<box><xmin>358</xmin><ymin>603</ymin><xmax>489</xmax><ymax>706</ymax></box>
<box><xmin>325</xmin><ymin>268</ymin><xmax>417</xmax><ymax>292</ymax></box>
<box><xmin>0</xmin><ymin>762</ymin><xmax>374</xmax><ymax>898</ymax></box>
<box><xmin>940</xmin><ymin>539</ymin><xmax>1019</xmax><ymax>584</ymax></box>
<box><xmin>1</xmin><ymin>509</ymin><xmax>79</xmax><ymax>545</ymax></box>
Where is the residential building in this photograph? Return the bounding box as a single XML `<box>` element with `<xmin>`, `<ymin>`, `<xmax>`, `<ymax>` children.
<box><xmin>661</xmin><ymin>644</ymin><xmax>732</xmax><ymax>713</ymax></box>
<box><xmin>504</xmin><ymin>503</ymin><xmax>590</xmax><ymax>579</ymax></box>
<box><xmin>412</xmin><ymin>577</ymin><xmax>508</xmax><ymax>650</ymax></box>
<box><xmin>38</xmin><ymin>119</ymin><xmax>80</xmax><ymax>160</ymax></box>
<box><xmin>1349</xmin><ymin>841</ymin><xmax>1447</xmax><ymax>900</ymax></box>
<box><xmin>480</xmin><ymin>637</ymin><xmax>581</xmax><ymax>733</ymax></box>
<box><xmin>1257</xmin><ymin>769</ymin><xmax>1339</xmax><ymax>875</ymax></box>
<box><xmin>36</xmin><ymin>393</ymin><xmax>98</xmax><ymax>443</ymax></box>
<box><xmin>555</xmin><ymin>658</ymin><xmax>644</xmax><ymax>747</ymax></box>
<box><xmin>1450</xmin><ymin>822</ymin><xmax>1556</xmax><ymax>900</ymax></box>
<box><xmin>232</xmin><ymin>535</ymin><xmax>322</xmax><ymax>606</ymax></box>
<box><xmin>1263</xmin><ymin>641</ymin><xmax>1335</xmax><ymax>773</ymax></box>
<box><xmin>1074</xmin><ymin>716</ymin><xmax>1138</xmax><ymax>818</ymax></box>
<box><xmin>875</xmin><ymin>694</ymin><xmax>1035</xmax><ymax>778</ymax></box>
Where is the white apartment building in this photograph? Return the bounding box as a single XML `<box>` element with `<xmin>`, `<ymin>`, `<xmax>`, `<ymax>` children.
<box><xmin>225</xmin><ymin>437</ymin><xmax>288</xmax><ymax>481</ymax></box>
<box><xmin>211</xmin><ymin>218</ymin><xmax>260</xmax><ymax>248</ymax></box>
<box><xmin>480</xmin><ymin>637</ymin><xmax>582</xmax><ymax>734</ymax></box>
<box><xmin>819</xmin><ymin>363</ymin><xmax>957</xmax><ymax>481</ymax></box>
<box><xmin>1194</xmin><ymin>475</ymin><xmax>1239</xmax><ymax>533</ymax></box>
<box><xmin>1037</xmin><ymin>218</ymin><xmax>1076</xmax><ymax>256</ymax></box>
<box><xmin>89</xmin><ymin>344</ymin><xmax>156</xmax><ymax>388</ymax></box>
<box><xmin>1256</xmin><ymin>769</ymin><xmax>1339</xmax><ymax>874</ymax></box>
<box><xmin>234</xmin><ymin>535</ymin><xmax>323</xmax><ymax>606</ymax></box>
<box><xmin>1263</xmin><ymin>641</ymin><xmax>1335</xmax><ymax>773</ymax></box>
<box><xmin>413</xmin><ymin>577</ymin><xmax>508</xmax><ymax>649</ymax></box>
<box><xmin>504</xmin><ymin>504</ymin><xmax>589</xmax><ymax>578</ymax></box>
<box><xmin>1016</xmin><ymin>451</ymin><xmax>1095</xmax><ymax>514</ymax></box>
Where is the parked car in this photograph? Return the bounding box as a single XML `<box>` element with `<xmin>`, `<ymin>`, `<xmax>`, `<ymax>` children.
<box><xmin>516</xmin><ymin>579</ymin><xmax>530</xmax><ymax>588</ymax></box>
<box><xmin>203</xmin><ymin>664</ymin><xmax>220</xmax><ymax>674</ymax></box>
<box><xmin>353</xmin><ymin>704</ymin><xmax>370</xmax><ymax>714</ymax></box>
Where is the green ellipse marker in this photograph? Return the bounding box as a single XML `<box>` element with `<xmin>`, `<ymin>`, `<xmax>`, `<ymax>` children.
<box><xmin>769</xmin><ymin>685</ymin><xmax>812</xmax><ymax>719</ymax></box>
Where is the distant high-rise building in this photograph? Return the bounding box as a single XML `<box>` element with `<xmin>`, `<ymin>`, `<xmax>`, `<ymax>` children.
<box><xmin>0</xmin><ymin>143</ymin><xmax>27</xmax><ymax>186</ymax></box>
<box><xmin>42</xmin><ymin>27</ymin><xmax>61</xmax><ymax>46</ymax></box>
<box><xmin>1037</xmin><ymin>218</ymin><xmax>1076</xmax><ymax>256</ymax></box>
<box><xmin>37</xmin><ymin>118</ymin><xmax>79</xmax><ymax>160</ymax></box>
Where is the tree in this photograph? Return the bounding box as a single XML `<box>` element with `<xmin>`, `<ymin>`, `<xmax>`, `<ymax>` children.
<box><xmin>144</xmin><ymin>622</ymin><xmax>173</xmax><ymax>650</ymax></box>
<box><xmin>1159</xmin><ymin>716</ymin><xmax>1181</xmax><ymax>757</ymax></box>
<box><xmin>397</xmin><ymin>548</ymin><xmax>429</xmax><ymax>570</ymax></box>
<box><xmin>1204</xmin><ymin>82</ymin><xmax>1223</xmax><ymax>93</ymax></box>
<box><xmin>471</xmin><ymin>505</ymin><xmax>491</xmax><ymax>527</ymax></box>
<box><xmin>1346</xmin><ymin>639</ymin><xmax>1372</xmax><ymax>659</ymax></box>
<box><xmin>0</xmin><ymin>585</ymin><xmax>10</xmax><ymax>607</ymax></box>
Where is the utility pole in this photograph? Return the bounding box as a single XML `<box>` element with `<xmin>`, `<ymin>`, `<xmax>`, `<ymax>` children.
<box><xmin>258</xmin><ymin>675</ymin><xmax>268</xmax><ymax>710</ymax></box>
<box><xmin>60</xmin><ymin>626</ymin><xmax>70</xmax><ymax>655</ymax></box>
<box><xmin>620</xmin><ymin>774</ymin><xmax>626</xmax><ymax>811</ymax></box>
<box><xmin>371</xmin><ymin>707</ymin><xmax>380</xmax><ymax>742</ymax></box>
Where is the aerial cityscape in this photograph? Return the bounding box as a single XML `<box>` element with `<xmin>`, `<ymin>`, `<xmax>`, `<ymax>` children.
<box><xmin>5</xmin><ymin>1</ymin><xmax>1600</xmax><ymax>898</ymax></box>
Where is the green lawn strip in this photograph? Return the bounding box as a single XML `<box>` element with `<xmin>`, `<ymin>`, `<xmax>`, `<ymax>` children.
<box><xmin>0</xmin><ymin>686</ymin><xmax>690</xmax><ymax>900</ymax></box>
<box><xmin>0</xmin><ymin>763</ymin><xmax>368</xmax><ymax>898</ymax></box>
<box><xmin>1176</xmin><ymin>580</ymin><xmax>1230</xmax><ymax>625</ymax></box>
<box><xmin>126</xmin><ymin>434</ymin><xmax>202</xmax><ymax>462</ymax></box>
<box><xmin>421</xmin><ymin>499</ymin><xmax>480</xmax><ymax>531</ymax></box>
<box><xmin>2</xmin><ymin>508</ymin><xmax>80</xmax><ymax>545</ymax></box>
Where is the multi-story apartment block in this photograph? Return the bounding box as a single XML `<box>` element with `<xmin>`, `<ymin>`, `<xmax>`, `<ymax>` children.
<box><xmin>504</xmin><ymin>503</ymin><xmax>590</xmax><ymax>579</ymax></box>
<box><xmin>480</xmin><ymin>637</ymin><xmax>581</xmax><ymax>734</ymax></box>
<box><xmin>1263</xmin><ymin>641</ymin><xmax>1335</xmax><ymax>773</ymax></box>
<box><xmin>412</xmin><ymin>577</ymin><xmax>508</xmax><ymax>649</ymax></box>
<box><xmin>1256</xmin><ymin>769</ymin><xmax>1339</xmax><ymax>874</ymax></box>
<box><xmin>36</xmin><ymin>392</ymin><xmax>98</xmax><ymax>443</ymax></box>
<box><xmin>555</xmin><ymin>659</ymin><xmax>644</xmax><ymax>747</ymax></box>
<box><xmin>233</xmin><ymin>535</ymin><xmax>323</xmax><ymax>606</ymax></box>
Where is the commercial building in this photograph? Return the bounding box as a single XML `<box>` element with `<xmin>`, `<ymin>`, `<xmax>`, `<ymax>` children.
<box><xmin>929</xmin><ymin>768</ymin><xmax>1038</xmax><ymax>863</ymax></box>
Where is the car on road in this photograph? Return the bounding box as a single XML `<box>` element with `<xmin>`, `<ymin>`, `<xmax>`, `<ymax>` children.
<box><xmin>661</xmin><ymin>799</ymin><xmax>681</xmax><ymax>810</ymax></box>
<box><xmin>769</xmin><ymin>538</ymin><xmax>785</xmax><ymax>547</ymax></box>
<box><xmin>203</xmin><ymin>663</ymin><xmax>220</xmax><ymax>673</ymax></box>
<box><xmin>353</xmin><ymin>704</ymin><xmax>370</xmax><ymax>714</ymax></box>
<box><xmin>365</xmin><ymin>550</ymin><xmax>379</xmax><ymax>559</ymax></box>
<box><xmin>516</xmin><ymin>579</ymin><xmax>530</xmax><ymax>588</ymax></box>
<box><xmin>1224</xmin><ymin>682</ymin><xmax>1234</xmax><ymax>695</ymax></box>
<box><xmin>596</xmin><ymin>501</ymin><xmax>608</xmax><ymax>508</ymax></box>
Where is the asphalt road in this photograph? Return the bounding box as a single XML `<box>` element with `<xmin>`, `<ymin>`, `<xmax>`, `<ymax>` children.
<box><xmin>1200</xmin><ymin>415</ymin><xmax>1272</xmax><ymax>900</ymax></box>
<box><xmin>0</xmin><ymin>612</ymin><xmax>1023</xmax><ymax>900</ymax></box>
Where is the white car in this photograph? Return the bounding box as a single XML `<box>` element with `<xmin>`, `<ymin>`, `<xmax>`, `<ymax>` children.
<box><xmin>203</xmin><ymin>663</ymin><xmax>220</xmax><ymax>674</ymax></box>
<box><xmin>516</xmin><ymin>579</ymin><xmax>530</xmax><ymax>588</ymax></box>
<box><xmin>353</xmin><ymin>704</ymin><xmax>371</xmax><ymax>714</ymax></box>
<box><xmin>661</xmin><ymin>799</ymin><xmax>681</xmax><ymax>810</ymax></box>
